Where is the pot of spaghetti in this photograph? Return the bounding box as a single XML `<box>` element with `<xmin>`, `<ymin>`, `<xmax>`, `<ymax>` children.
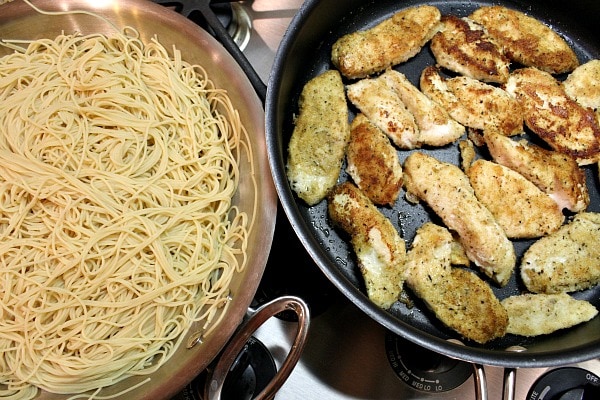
<box><xmin>0</xmin><ymin>1</ymin><xmax>307</xmax><ymax>399</ymax></box>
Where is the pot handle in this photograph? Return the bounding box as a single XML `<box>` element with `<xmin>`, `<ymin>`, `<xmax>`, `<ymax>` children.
<box><xmin>502</xmin><ymin>346</ymin><xmax>527</xmax><ymax>400</ymax></box>
<box><xmin>448</xmin><ymin>339</ymin><xmax>488</xmax><ymax>400</ymax></box>
<box><xmin>204</xmin><ymin>296</ymin><xmax>310</xmax><ymax>400</ymax></box>
<box><xmin>472</xmin><ymin>363</ymin><xmax>488</xmax><ymax>400</ymax></box>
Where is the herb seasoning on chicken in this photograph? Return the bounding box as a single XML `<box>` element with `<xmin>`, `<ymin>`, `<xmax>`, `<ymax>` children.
<box><xmin>328</xmin><ymin>182</ymin><xmax>406</xmax><ymax>309</ymax></box>
<box><xmin>520</xmin><ymin>212</ymin><xmax>600</xmax><ymax>294</ymax></box>
<box><xmin>286</xmin><ymin>70</ymin><xmax>350</xmax><ymax>205</ymax></box>
<box><xmin>470</xmin><ymin>5</ymin><xmax>579</xmax><ymax>74</ymax></box>
<box><xmin>403</xmin><ymin>152</ymin><xmax>516</xmax><ymax>287</ymax></box>
<box><xmin>346</xmin><ymin>113</ymin><xmax>403</xmax><ymax>206</ymax></box>
<box><xmin>405</xmin><ymin>223</ymin><xmax>508</xmax><ymax>343</ymax></box>
<box><xmin>331</xmin><ymin>5</ymin><xmax>441</xmax><ymax>79</ymax></box>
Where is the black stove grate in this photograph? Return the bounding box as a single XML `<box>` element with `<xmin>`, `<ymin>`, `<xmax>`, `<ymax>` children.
<box><xmin>152</xmin><ymin>0</ymin><xmax>267</xmax><ymax>101</ymax></box>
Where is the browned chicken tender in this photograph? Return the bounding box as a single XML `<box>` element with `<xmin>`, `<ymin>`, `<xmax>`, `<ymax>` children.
<box><xmin>520</xmin><ymin>212</ymin><xmax>600</xmax><ymax>294</ymax></box>
<box><xmin>331</xmin><ymin>5</ymin><xmax>441</xmax><ymax>79</ymax></box>
<box><xmin>328</xmin><ymin>182</ymin><xmax>406</xmax><ymax>309</ymax></box>
<box><xmin>346</xmin><ymin>114</ymin><xmax>403</xmax><ymax>206</ymax></box>
<box><xmin>405</xmin><ymin>223</ymin><xmax>508</xmax><ymax>343</ymax></box>
<box><xmin>430</xmin><ymin>15</ymin><xmax>510</xmax><ymax>83</ymax></box>
<box><xmin>420</xmin><ymin>66</ymin><xmax>523</xmax><ymax>136</ymax></box>
<box><xmin>403</xmin><ymin>152</ymin><xmax>515</xmax><ymax>286</ymax></box>
<box><xmin>506</xmin><ymin>67</ymin><xmax>600</xmax><ymax>165</ymax></box>
<box><xmin>484</xmin><ymin>131</ymin><xmax>589</xmax><ymax>212</ymax></box>
<box><xmin>380</xmin><ymin>70</ymin><xmax>465</xmax><ymax>147</ymax></box>
<box><xmin>346</xmin><ymin>75</ymin><xmax>419</xmax><ymax>149</ymax></box>
<box><xmin>469</xmin><ymin>6</ymin><xmax>579</xmax><ymax>74</ymax></box>
<box><xmin>467</xmin><ymin>159</ymin><xmax>564</xmax><ymax>239</ymax></box>
<box><xmin>502</xmin><ymin>293</ymin><xmax>598</xmax><ymax>337</ymax></box>
<box><xmin>459</xmin><ymin>139</ymin><xmax>477</xmax><ymax>172</ymax></box>
<box><xmin>286</xmin><ymin>70</ymin><xmax>350</xmax><ymax>205</ymax></box>
<box><xmin>564</xmin><ymin>61</ymin><xmax>600</xmax><ymax>180</ymax></box>
<box><xmin>563</xmin><ymin>60</ymin><xmax>600</xmax><ymax>111</ymax></box>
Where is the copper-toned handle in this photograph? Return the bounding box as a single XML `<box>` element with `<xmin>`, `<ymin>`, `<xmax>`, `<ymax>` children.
<box><xmin>503</xmin><ymin>367</ymin><xmax>517</xmax><ymax>400</ymax></box>
<box><xmin>447</xmin><ymin>338</ymin><xmax>488</xmax><ymax>400</ymax></box>
<box><xmin>204</xmin><ymin>296</ymin><xmax>310</xmax><ymax>400</ymax></box>
<box><xmin>472</xmin><ymin>363</ymin><xmax>488</xmax><ymax>400</ymax></box>
<box><xmin>502</xmin><ymin>345</ymin><xmax>527</xmax><ymax>400</ymax></box>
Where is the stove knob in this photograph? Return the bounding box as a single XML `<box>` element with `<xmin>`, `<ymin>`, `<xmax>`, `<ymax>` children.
<box><xmin>527</xmin><ymin>367</ymin><xmax>600</xmax><ymax>400</ymax></box>
<box><xmin>554</xmin><ymin>387</ymin><xmax>582</xmax><ymax>400</ymax></box>
<box><xmin>555</xmin><ymin>383</ymin><xmax>600</xmax><ymax>400</ymax></box>
<box><xmin>385</xmin><ymin>333</ymin><xmax>473</xmax><ymax>393</ymax></box>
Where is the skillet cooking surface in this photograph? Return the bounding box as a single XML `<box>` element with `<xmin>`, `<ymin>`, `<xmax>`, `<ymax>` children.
<box><xmin>268</xmin><ymin>0</ymin><xmax>600</xmax><ymax>366</ymax></box>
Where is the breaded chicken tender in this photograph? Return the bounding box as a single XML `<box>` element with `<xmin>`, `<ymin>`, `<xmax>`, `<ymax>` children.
<box><xmin>346</xmin><ymin>75</ymin><xmax>419</xmax><ymax>149</ymax></box>
<box><xmin>520</xmin><ymin>213</ymin><xmax>600</xmax><ymax>294</ymax></box>
<box><xmin>380</xmin><ymin>70</ymin><xmax>465</xmax><ymax>147</ymax></box>
<box><xmin>484</xmin><ymin>131</ymin><xmax>589</xmax><ymax>212</ymax></box>
<box><xmin>564</xmin><ymin>60</ymin><xmax>600</xmax><ymax>175</ymax></box>
<box><xmin>331</xmin><ymin>5</ymin><xmax>441</xmax><ymax>79</ymax></box>
<box><xmin>346</xmin><ymin>114</ymin><xmax>403</xmax><ymax>206</ymax></box>
<box><xmin>430</xmin><ymin>15</ymin><xmax>510</xmax><ymax>83</ymax></box>
<box><xmin>564</xmin><ymin>59</ymin><xmax>600</xmax><ymax>132</ymax></box>
<box><xmin>405</xmin><ymin>223</ymin><xmax>508</xmax><ymax>343</ymax></box>
<box><xmin>470</xmin><ymin>6</ymin><xmax>579</xmax><ymax>74</ymax></box>
<box><xmin>286</xmin><ymin>70</ymin><xmax>350</xmax><ymax>205</ymax></box>
<box><xmin>563</xmin><ymin>59</ymin><xmax>600</xmax><ymax>111</ymax></box>
<box><xmin>459</xmin><ymin>139</ymin><xmax>477</xmax><ymax>172</ymax></box>
<box><xmin>467</xmin><ymin>159</ymin><xmax>564</xmax><ymax>239</ymax></box>
<box><xmin>506</xmin><ymin>67</ymin><xmax>600</xmax><ymax>165</ymax></box>
<box><xmin>328</xmin><ymin>182</ymin><xmax>406</xmax><ymax>309</ymax></box>
<box><xmin>502</xmin><ymin>293</ymin><xmax>598</xmax><ymax>337</ymax></box>
<box><xmin>420</xmin><ymin>66</ymin><xmax>523</xmax><ymax>136</ymax></box>
<box><xmin>403</xmin><ymin>152</ymin><xmax>515</xmax><ymax>286</ymax></box>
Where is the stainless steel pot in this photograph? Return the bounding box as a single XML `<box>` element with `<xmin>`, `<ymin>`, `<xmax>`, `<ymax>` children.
<box><xmin>0</xmin><ymin>1</ymin><xmax>308</xmax><ymax>398</ymax></box>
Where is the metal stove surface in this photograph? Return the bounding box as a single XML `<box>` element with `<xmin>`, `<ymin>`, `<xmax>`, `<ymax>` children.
<box><xmin>254</xmin><ymin>298</ymin><xmax>600</xmax><ymax>399</ymax></box>
<box><xmin>174</xmin><ymin>1</ymin><xmax>600</xmax><ymax>399</ymax></box>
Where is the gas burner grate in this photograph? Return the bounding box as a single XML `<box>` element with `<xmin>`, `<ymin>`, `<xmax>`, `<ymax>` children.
<box><xmin>154</xmin><ymin>1</ymin><xmax>251</xmax><ymax>50</ymax></box>
<box><xmin>152</xmin><ymin>0</ymin><xmax>265</xmax><ymax>101</ymax></box>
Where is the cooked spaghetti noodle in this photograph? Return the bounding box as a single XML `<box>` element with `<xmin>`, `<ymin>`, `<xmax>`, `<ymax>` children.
<box><xmin>0</xmin><ymin>23</ymin><xmax>255</xmax><ymax>399</ymax></box>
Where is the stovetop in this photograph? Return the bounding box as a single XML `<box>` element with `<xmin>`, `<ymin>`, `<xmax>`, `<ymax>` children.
<box><xmin>253</xmin><ymin>293</ymin><xmax>600</xmax><ymax>399</ymax></box>
<box><xmin>166</xmin><ymin>1</ymin><xmax>600</xmax><ymax>399</ymax></box>
<box><xmin>250</xmin><ymin>215</ymin><xmax>600</xmax><ymax>400</ymax></box>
